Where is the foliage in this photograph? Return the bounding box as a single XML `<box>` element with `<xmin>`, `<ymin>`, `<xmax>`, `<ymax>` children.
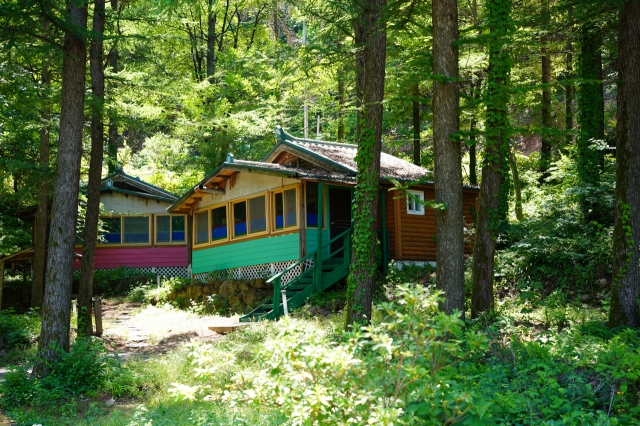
<box><xmin>0</xmin><ymin>309</ymin><xmax>40</xmax><ymax>363</ymax></box>
<box><xmin>90</xmin><ymin>267</ymin><xmax>156</xmax><ymax>297</ymax></box>
<box><xmin>127</xmin><ymin>276</ymin><xmax>188</xmax><ymax>305</ymax></box>
<box><xmin>176</xmin><ymin>285</ymin><xmax>490</xmax><ymax>425</ymax></box>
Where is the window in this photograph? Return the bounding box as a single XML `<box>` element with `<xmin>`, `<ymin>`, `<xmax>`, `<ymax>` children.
<box><xmin>100</xmin><ymin>217</ymin><xmax>122</xmax><ymax>244</ymax></box>
<box><xmin>273</xmin><ymin>187</ymin><xmax>298</xmax><ymax>231</ymax></box>
<box><xmin>211</xmin><ymin>205</ymin><xmax>228</xmax><ymax>242</ymax></box>
<box><xmin>232</xmin><ymin>193</ymin><xmax>267</xmax><ymax>238</ymax></box>
<box><xmin>98</xmin><ymin>216</ymin><xmax>151</xmax><ymax>245</ymax></box>
<box><xmin>406</xmin><ymin>190</ymin><xmax>425</xmax><ymax>215</ymax></box>
<box><xmin>195</xmin><ymin>210</ymin><xmax>209</xmax><ymax>245</ymax></box>
<box><xmin>156</xmin><ymin>215</ymin><xmax>186</xmax><ymax>244</ymax></box>
<box><xmin>305</xmin><ymin>182</ymin><xmax>322</xmax><ymax>227</ymax></box>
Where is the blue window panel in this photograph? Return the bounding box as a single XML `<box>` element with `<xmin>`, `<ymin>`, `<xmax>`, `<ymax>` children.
<box><xmin>172</xmin><ymin>231</ymin><xmax>185</xmax><ymax>242</ymax></box>
<box><xmin>275</xmin><ymin>214</ymin><xmax>284</xmax><ymax>229</ymax></box>
<box><xmin>307</xmin><ymin>213</ymin><xmax>318</xmax><ymax>227</ymax></box>
<box><xmin>124</xmin><ymin>233</ymin><xmax>149</xmax><ymax>244</ymax></box>
<box><xmin>211</xmin><ymin>226</ymin><xmax>227</xmax><ymax>241</ymax></box>
<box><xmin>234</xmin><ymin>221</ymin><xmax>247</xmax><ymax>236</ymax></box>
<box><xmin>157</xmin><ymin>231</ymin><xmax>171</xmax><ymax>243</ymax></box>
<box><xmin>104</xmin><ymin>233</ymin><xmax>121</xmax><ymax>244</ymax></box>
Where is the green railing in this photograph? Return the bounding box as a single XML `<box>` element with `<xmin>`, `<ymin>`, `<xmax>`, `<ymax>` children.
<box><xmin>266</xmin><ymin>227</ymin><xmax>352</xmax><ymax>318</ymax></box>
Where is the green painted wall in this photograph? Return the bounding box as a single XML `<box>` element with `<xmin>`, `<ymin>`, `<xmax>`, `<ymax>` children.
<box><xmin>192</xmin><ymin>233</ymin><xmax>300</xmax><ymax>274</ymax></box>
<box><xmin>306</xmin><ymin>228</ymin><xmax>330</xmax><ymax>256</ymax></box>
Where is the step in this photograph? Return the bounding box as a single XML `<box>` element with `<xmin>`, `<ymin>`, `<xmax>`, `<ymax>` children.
<box><xmin>287</xmin><ymin>283</ymin><xmax>313</xmax><ymax>291</ymax></box>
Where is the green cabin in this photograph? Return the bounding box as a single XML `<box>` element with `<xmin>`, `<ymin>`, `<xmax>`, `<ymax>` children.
<box><xmin>169</xmin><ymin>127</ymin><xmax>479</xmax><ymax>321</ymax></box>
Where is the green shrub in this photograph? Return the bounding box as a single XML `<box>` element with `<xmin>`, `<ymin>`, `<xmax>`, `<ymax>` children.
<box><xmin>91</xmin><ymin>267</ymin><xmax>155</xmax><ymax>297</ymax></box>
<box><xmin>0</xmin><ymin>309</ymin><xmax>39</xmax><ymax>351</ymax></box>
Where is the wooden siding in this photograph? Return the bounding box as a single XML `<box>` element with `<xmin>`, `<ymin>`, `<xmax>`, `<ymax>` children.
<box><xmin>101</xmin><ymin>192</ymin><xmax>172</xmax><ymax>215</ymax></box>
<box><xmin>306</xmin><ymin>229</ymin><xmax>330</xmax><ymax>256</ymax></box>
<box><xmin>198</xmin><ymin>172</ymin><xmax>300</xmax><ymax>209</ymax></box>
<box><xmin>73</xmin><ymin>246</ymin><xmax>188</xmax><ymax>269</ymax></box>
<box><xmin>392</xmin><ymin>186</ymin><xmax>478</xmax><ymax>262</ymax></box>
<box><xmin>192</xmin><ymin>232</ymin><xmax>299</xmax><ymax>274</ymax></box>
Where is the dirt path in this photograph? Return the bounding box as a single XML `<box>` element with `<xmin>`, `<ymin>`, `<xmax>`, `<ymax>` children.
<box><xmin>99</xmin><ymin>301</ymin><xmax>233</xmax><ymax>356</ymax></box>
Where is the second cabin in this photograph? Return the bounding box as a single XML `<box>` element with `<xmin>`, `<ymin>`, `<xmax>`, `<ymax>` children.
<box><xmin>169</xmin><ymin>126</ymin><xmax>479</xmax><ymax>321</ymax></box>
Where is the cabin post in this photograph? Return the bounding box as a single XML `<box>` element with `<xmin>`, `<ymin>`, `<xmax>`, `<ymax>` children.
<box><xmin>0</xmin><ymin>261</ymin><xmax>4</xmax><ymax>312</ymax></box>
<box><xmin>314</xmin><ymin>182</ymin><xmax>324</xmax><ymax>290</ymax></box>
<box><xmin>380</xmin><ymin>189</ymin><xmax>388</xmax><ymax>272</ymax></box>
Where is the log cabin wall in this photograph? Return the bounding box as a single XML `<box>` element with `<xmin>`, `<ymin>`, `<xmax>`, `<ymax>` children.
<box><xmin>386</xmin><ymin>185</ymin><xmax>478</xmax><ymax>262</ymax></box>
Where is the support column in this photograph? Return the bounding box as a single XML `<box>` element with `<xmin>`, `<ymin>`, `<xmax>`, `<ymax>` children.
<box><xmin>315</xmin><ymin>182</ymin><xmax>324</xmax><ymax>290</ymax></box>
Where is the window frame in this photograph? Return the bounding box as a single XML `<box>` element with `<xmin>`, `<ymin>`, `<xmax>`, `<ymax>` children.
<box><xmin>271</xmin><ymin>185</ymin><xmax>300</xmax><ymax>234</ymax></box>
<box><xmin>230</xmin><ymin>191</ymin><xmax>269</xmax><ymax>240</ymax></box>
<box><xmin>209</xmin><ymin>203</ymin><xmax>230</xmax><ymax>245</ymax></box>
<box><xmin>193</xmin><ymin>207</ymin><xmax>211</xmax><ymax>248</ymax></box>
<box><xmin>154</xmin><ymin>214</ymin><xmax>187</xmax><ymax>245</ymax></box>
<box><xmin>406</xmin><ymin>189</ymin><xmax>425</xmax><ymax>216</ymax></box>
<box><xmin>97</xmin><ymin>214</ymin><xmax>152</xmax><ymax>246</ymax></box>
<box><xmin>304</xmin><ymin>182</ymin><xmax>326</xmax><ymax>229</ymax></box>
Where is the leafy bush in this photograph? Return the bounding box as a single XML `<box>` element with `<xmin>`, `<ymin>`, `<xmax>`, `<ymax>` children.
<box><xmin>91</xmin><ymin>267</ymin><xmax>156</xmax><ymax>297</ymax></box>
<box><xmin>0</xmin><ymin>309</ymin><xmax>39</xmax><ymax>351</ymax></box>
<box><xmin>126</xmin><ymin>277</ymin><xmax>189</xmax><ymax>305</ymax></box>
<box><xmin>175</xmin><ymin>285</ymin><xmax>490</xmax><ymax>425</ymax></box>
<box><xmin>1</xmin><ymin>338</ymin><xmax>112</xmax><ymax>407</ymax></box>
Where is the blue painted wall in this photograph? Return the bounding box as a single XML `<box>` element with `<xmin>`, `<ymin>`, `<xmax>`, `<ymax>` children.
<box><xmin>192</xmin><ymin>232</ymin><xmax>300</xmax><ymax>274</ymax></box>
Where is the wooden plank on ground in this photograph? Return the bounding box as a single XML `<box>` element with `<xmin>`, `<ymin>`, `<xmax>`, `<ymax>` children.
<box><xmin>208</xmin><ymin>323</ymin><xmax>251</xmax><ymax>334</ymax></box>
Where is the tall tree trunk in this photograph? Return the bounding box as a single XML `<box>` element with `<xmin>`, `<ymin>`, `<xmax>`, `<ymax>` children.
<box><xmin>609</xmin><ymin>1</ymin><xmax>640</xmax><ymax>328</ymax></box>
<box><xmin>412</xmin><ymin>84</ymin><xmax>421</xmax><ymax>165</ymax></box>
<box><xmin>78</xmin><ymin>0</ymin><xmax>106</xmax><ymax>337</ymax></box>
<box><xmin>106</xmin><ymin>0</ymin><xmax>119</xmax><ymax>173</ymax></box>
<box><xmin>469</xmin><ymin>117</ymin><xmax>477</xmax><ymax>185</ymax></box>
<box><xmin>34</xmin><ymin>0</ymin><xmax>87</xmax><ymax>374</ymax></box>
<box><xmin>539</xmin><ymin>0</ymin><xmax>552</xmax><ymax>181</ymax></box>
<box><xmin>31</xmin><ymin>58</ymin><xmax>51</xmax><ymax>310</ymax></box>
<box><xmin>432</xmin><ymin>0</ymin><xmax>464</xmax><ymax>316</ymax></box>
<box><xmin>345</xmin><ymin>0</ymin><xmax>386</xmax><ymax>326</ymax></box>
<box><xmin>337</xmin><ymin>71</ymin><xmax>346</xmax><ymax>141</ymax></box>
<box><xmin>471</xmin><ymin>0</ymin><xmax>512</xmax><ymax>318</ymax></box>
<box><xmin>564</xmin><ymin>6</ymin><xmax>574</xmax><ymax>148</ymax></box>
<box><xmin>576</xmin><ymin>23</ymin><xmax>604</xmax><ymax>219</ymax></box>
<box><xmin>509</xmin><ymin>142</ymin><xmax>523</xmax><ymax>221</ymax></box>
<box><xmin>206</xmin><ymin>0</ymin><xmax>217</xmax><ymax>82</ymax></box>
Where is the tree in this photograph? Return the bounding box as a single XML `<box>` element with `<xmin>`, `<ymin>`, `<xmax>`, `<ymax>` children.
<box><xmin>78</xmin><ymin>0</ymin><xmax>106</xmax><ymax>336</ymax></box>
<box><xmin>538</xmin><ymin>0</ymin><xmax>552</xmax><ymax>181</ymax></box>
<box><xmin>35</xmin><ymin>0</ymin><xmax>88</xmax><ymax>371</ymax></box>
<box><xmin>609</xmin><ymin>0</ymin><xmax>640</xmax><ymax>328</ymax></box>
<box><xmin>432</xmin><ymin>0</ymin><xmax>464</xmax><ymax>316</ymax></box>
<box><xmin>345</xmin><ymin>0</ymin><xmax>387</xmax><ymax>326</ymax></box>
<box><xmin>471</xmin><ymin>0</ymin><xmax>512</xmax><ymax>318</ymax></box>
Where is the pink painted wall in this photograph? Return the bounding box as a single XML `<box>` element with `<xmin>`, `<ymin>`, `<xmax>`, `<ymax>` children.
<box><xmin>73</xmin><ymin>246</ymin><xmax>188</xmax><ymax>270</ymax></box>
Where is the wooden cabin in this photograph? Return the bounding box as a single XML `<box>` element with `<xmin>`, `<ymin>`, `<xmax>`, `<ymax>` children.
<box><xmin>170</xmin><ymin>126</ymin><xmax>479</xmax><ymax>321</ymax></box>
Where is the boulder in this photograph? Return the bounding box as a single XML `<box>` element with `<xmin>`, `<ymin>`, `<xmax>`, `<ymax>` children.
<box><xmin>219</xmin><ymin>281</ymin><xmax>234</xmax><ymax>298</ymax></box>
<box><xmin>187</xmin><ymin>285</ymin><xmax>203</xmax><ymax>299</ymax></box>
<box><xmin>242</xmin><ymin>288</ymin><xmax>268</xmax><ymax>306</ymax></box>
<box><xmin>250</xmin><ymin>278</ymin><xmax>270</xmax><ymax>289</ymax></box>
<box><xmin>228</xmin><ymin>295</ymin><xmax>242</xmax><ymax>310</ymax></box>
<box><xmin>237</xmin><ymin>280</ymin><xmax>250</xmax><ymax>292</ymax></box>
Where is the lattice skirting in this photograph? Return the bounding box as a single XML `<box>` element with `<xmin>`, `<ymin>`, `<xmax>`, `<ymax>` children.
<box><xmin>193</xmin><ymin>260</ymin><xmax>305</xmax><ymax>285</ymax></box>
<box><xmin>73</xmin><ymin>266</ymin><xmax>190</xmax><ymax>279</ymax></box>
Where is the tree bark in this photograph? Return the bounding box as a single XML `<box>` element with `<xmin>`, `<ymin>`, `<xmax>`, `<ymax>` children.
<box><xmin>31</xmin><ymin>57</ymin><xmax>51</xmax><ymax>310</ymax></box>
<box><xmin>106</xmin><ymin>0</ymin><xmax>119</xmax><ymax>174</ymax></box>
<box><xmin>509</xmin><ymin>142</ymin><xmax>523</xmax><ymax>221</ymax></box>
<box><xmin>78</xmin><ymin>0</ymin><xmax>106</xmax><ymax>337</ymax></box>
<box><xmin>609</xmin><ymin>1</ymin><xmax>640</xmax><ymax>328</ymax></box>
<box><xmin>412</xmin><ymin>84</ymin><xmax>421</xmax><ymax>166</ymax></box>
<box><xmin>564</xmin><ymin>6</ymin><xmax>574</xmax><ymax>147</ymax></box>
<box><xmin>432</xmin><ymin>0</ymin><xmax>464</xmax><ymax>316</ymax></box>
<box><xmin>345</xmin><ymin>0</ymin><xmax>386</xmax><ymax>326</ymax></box>
<box><xmin>471</xmin><ymin>0</ymin><xmax>512</xmax><ymax>318</ymax></box>
<box><xmin>206</xmin><ymin>0</ymin><xmax>217</xmax><ymax>82</ymax></box>
<box><xmin>539</xmin><ymin>0</ymin><xmax>552</xmax><ymax>181</ymax></box>
<box><xmin>34</xmin><ymin>0</ymin><xmax>87</xmax><ymax>373</ymax></box>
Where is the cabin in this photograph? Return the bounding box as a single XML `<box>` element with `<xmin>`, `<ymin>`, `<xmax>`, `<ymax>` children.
<box><xmin>169</xmin><ymin>126</ymin><xmax>479</xmax><ymax>321</ymax></box>
<box><xmin>0</xmin><ymin>170</ymin><xmax>189</xmax><ymax>310</ymax></box>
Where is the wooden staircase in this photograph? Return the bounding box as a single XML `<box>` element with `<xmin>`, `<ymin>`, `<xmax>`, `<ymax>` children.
<box><xmin>239</xmin><ymin>228</ymin><xmax>352</xmax><ymax>322</ymax></box>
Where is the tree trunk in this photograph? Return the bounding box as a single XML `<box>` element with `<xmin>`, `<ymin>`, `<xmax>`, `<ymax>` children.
<box><xmin>345</xmin><ymin>0</ymin><xmax>386</xmax><ymax>326</ymax></box>
<box><xmin>539</xmin><ymin>0</ymin><xmax>552</xmax><ymax>181</ymax></box>
<box><xmin>106</xmin><ymin>0</ymin><xmax>119</xmax><ymax>173</ymax></box>
<box><xmin>31</xmin><ymin>57</ymin><xmax>51</xmax><ymax>310</ymax></box>
<box><xmin>564</xmin><ymin>6</ymin><xmax>574</xmax><ymax>148</ymax></box>
<box><xmin>432</xmin><ymin>0</ymin><xmax>464</xmax><ymax>316</ymax></box>
<box><xmin>469</xmin><ymin>117</ymin><xmax>477</xmax><ymax>185</ymax></box>
<box><xmin>412</xmin><ymin>84</ymin><xmax>421</xmax><ymax>166</ymax></box>
<box><xmin>78</xmin><ymin>0</ymin><xmax>106</xmax><ymax>337</ymax></box>
<box><xmin>471</xmin><ymin>0</ymin><xmax>512</xmax><ymax>318</ymax></box>
<box><xmin>509</xmin><ymin>142</ymin><xmax>523</xmax><ymax>221</ymax></box>
<box><xmin>206</xmin><ymin>0</ymin><xmax>217</xmax><ymax>82</ymax></box>
<box><xmin>609</xmin><ymin>1</ymin><xmax>640</xmax><ymax>328</ymax></box>
<box><xmin>337</xmin><ymin>73</ymin><xmax>346</xmax><ymax>141</ymax></box>
<box><xmin>34</xmin><ymin>0</ymin><xmax>87</xmax><ymax>374</ymax></box>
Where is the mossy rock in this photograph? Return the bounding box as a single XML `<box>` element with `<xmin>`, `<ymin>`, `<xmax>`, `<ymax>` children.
<box><xmin>187</xmin><ymin>285</ymin><xmax>203</xmax><ymax>299</ymax></box>
<box><xmin>219</xmin><ymin>281</ymin><xmax>234</xmax><ymax>298</ymax></box>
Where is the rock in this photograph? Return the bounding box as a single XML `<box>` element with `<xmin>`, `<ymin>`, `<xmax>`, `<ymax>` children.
<box><xmin>250</xmin><ymin>278</ymin><xmax>269</xmax><ymax>289</ymax></box>
<box><xmin>105</xmin><ymin>398</ymin><xmax>116</xmax><ymax>407</ymax></box>
<box><xmin>581</xmin><ymin>294</ymin><xmax>593</xmax><ymax>303</ymax></box>
<box><xmin>597</xmin><ymin>278</ymin><xmax>608</xmax><ymax>287</ymax></box>
<box><xmin>237</xmin><ymin>280</ymin><xmax>249</xmax><ymax>292</ymax></box>
<box><xmin>242</xmin><ymin>289</ymin><xmax>266</xmax><ymax>306</ymax></box>
<box><xmin>219</xmin><ymin>281</ymin><xmax>234</xmax><ymax>298</ymax></box>
<box><xmin>187</xmin><ymin>285</ymin><xmax>203</xmax><ymax>299</ymax></box>
<box><xmin>228</xmin><ymin>295</ymin><xmax>242</xmax><ymax>310</ymax></box>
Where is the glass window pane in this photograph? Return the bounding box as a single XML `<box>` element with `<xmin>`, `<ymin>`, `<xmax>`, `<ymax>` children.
<box><xmin>284</xmin><ymin>188</ymin><xmax>297</xmax><ymax>228</ymax></box>
<box><xmin>123</xmin><ymin>217</ymin><xmax>150</xmax><ymax>244</ymax></box>
<box><xmin>234</xmin><ymin>201</ymin><xmax>247</xmax><ymax>237</ymax></box>
<box><xmin>172</xmin><ymin>216</ymin><xmax>185</xmax><ymax>242</ymax></box>
<box><xmin>274</xmin><ymin>192</ymin><xmax>284</xmax><ymax>230</ymax></box>
<box><xmin>248</xmin><ymin>196</ymin><xmax>266</xmax><ymax>234</ymax></box>
<box><xmin>306</xmin><ymin>182</ymin><xmax>318</xmax><ymax>227</ymax></box>
<box><xmin>196</xmin><ymin>211</ymin><xmax>209</xmax><ymax>244</ymax></box>
<box><xmin>100</xmin><ymin>217</ymin><xmax>121</xmax><ymax>244</ymax></box>
<box><xmin>157</xmin><ymin>216</ymin><xmax>171</xmax><ymax>243</ymax></box>
<box><xmin>211</xmin><ymin>206</ymin><xmax>227</xmax><ymax>241</ymax></box>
